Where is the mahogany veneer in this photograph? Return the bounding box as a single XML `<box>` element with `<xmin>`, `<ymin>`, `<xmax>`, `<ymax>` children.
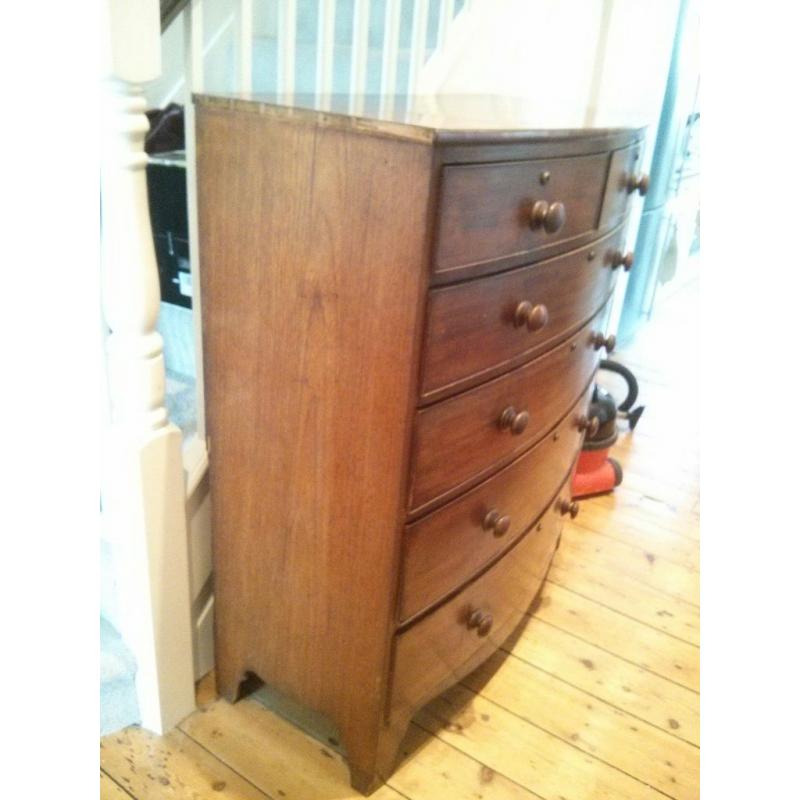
<box><xmin>195</xmin><ymin>93</ymin><xmax>645</xmax><ymax>795</ymax></box>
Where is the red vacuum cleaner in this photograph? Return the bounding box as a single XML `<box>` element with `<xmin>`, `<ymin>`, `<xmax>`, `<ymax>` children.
<box><xmin>572</xmin><ymin>360</ymin><xmax>644</xmax><ymax>498</ymax></box>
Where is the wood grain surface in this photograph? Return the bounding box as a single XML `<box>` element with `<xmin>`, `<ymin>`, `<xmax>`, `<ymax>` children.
<box><xmin>409</xmin><ymin>308</ymin><xmax>607</xmax><ymax>515</ymax></box>
<box><xmin>196</xmin><ymin>104</ymin><xmax>433</xmax><ymax>782</ymax></box>
<box><xmin>433</xmin><ymin>153</ymin><xmax>610</xmax><ymax>278</ymax></box>
<box><xmin>392</xmin><ymin>488</ymin><xmax>567</xmax><ymax>718</ymax></box>
<box><xmin>400</xmin><ymin>383</ymin><xmax>591</xmax><ymax>621</ymax></box>
<box><xmin>421</xmin><ymin>226</ymin><xmax>625</xmax><ymax>402</ymax></box>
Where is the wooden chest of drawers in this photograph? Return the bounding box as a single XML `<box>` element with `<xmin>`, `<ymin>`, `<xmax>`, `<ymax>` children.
<box><xmin>196</xmin><ymin>94</ymin><xmax>646</xmax><ymax>794</ymax></box>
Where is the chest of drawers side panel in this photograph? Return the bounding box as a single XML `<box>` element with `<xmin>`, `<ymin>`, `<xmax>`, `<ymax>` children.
<box><xmin>196</xmin><ymin>106</ymin><xmax>433</xmax><ymax>767</ymax></box>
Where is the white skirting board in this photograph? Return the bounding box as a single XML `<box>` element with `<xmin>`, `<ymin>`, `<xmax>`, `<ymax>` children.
<box><xmin>194</xmin><ymin>594</ymin><xmax>215</xmax><ymax>680</ymax></box>
<box><xmin>185</xmin><ymin>441</ymin><xmax>215</xmax><ymax>680</ymax></box>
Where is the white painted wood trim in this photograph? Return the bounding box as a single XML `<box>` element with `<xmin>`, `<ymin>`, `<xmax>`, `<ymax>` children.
<box><xmin>101</xmin><ymin>0</ymin><xmax>195</xmax><ymax>733</ymax></box>
<box><xmin>437</xmin><ymin>0</ymin><xmax>455</xmax><ymax>49</ymax></box>
<box><xmin>193</xmin><ymin>594</ymin><xmax>216</xmax><ymax>680</ymax></box>
<box><xmin>316</xmin><ymin>0</ymin><xmax>336</xmax><ymax>110</ymax></box>
<box><xmin>183</xmin><ymin>0</ymin><xmax>207</xmax><ymax>445</ymax></box>
<box><xmin>349</xmin><ymin>0</ymin><xmax>370</xmax><ymax>114</ymax></box>
<box><xmin>379</xmin><ymin>0</ymin><xmax>402</xmax><ymax>114</ymax></box>
<box><xmin>278</xmin><ymin>0</ymin><xmax>297</xmax><ymax>102</ymax></box>
<box><xmin>406</xmin><ymin>0</ymin><xmax>430</xmax><ymax>102</ymax></box>
<box><xmin>186</xmin><ymin>0</ymin><xmax>204</xmax><ymax>92</ymax></box>
<box><xmin>238</xmin><ymin>0</ymin><xmax>253</xmax><ymax>93</ymax></box>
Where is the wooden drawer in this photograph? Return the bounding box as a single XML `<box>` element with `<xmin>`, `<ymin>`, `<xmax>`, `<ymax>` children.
<box><xmin>599</xmin><ymin>143</ymin><xmax>644</xmax><ymax>230</ymax></box>
<box><xmin>400</xmin><ymin>382</ymin><xmax>592</xmax><ymax>622</ymax></box>
<box><xmin>421</xmin><ymin>226</ymin><xmax>626</xmax><ymax>403</ymax></box>
<box><xmin>433</xmin><ymin>153</ymin><xmax>609</xmax><ymax>282</ymax></box>
<box><xmin>409</xmin><ymin>305</ymin><xmax>608</xmax><ymax>516</ymax></box>
<box><xmin>391</xmin><ymin>482</ymin><xmax>569</xmax><ymax>717</ymax></box>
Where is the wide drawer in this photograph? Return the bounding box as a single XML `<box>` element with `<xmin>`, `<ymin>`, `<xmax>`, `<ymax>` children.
<box><xmin>433</xmin><ymin>152</ymin><xmax>609</xmax><ymax>282</ymax></box>
<box><xmin>409</xmin><ymin>304</ymin><xmax>609</xmax><ymax>516</ymax></box>
<box><xmin>421</xmin><ymin>226</ymin><xmax>626</xmax><ymax>403</ymax></box>
<box><xmin>400</xmin><ymin>382</ymin><xmax>592</xmax><ymax>622</ymax></box>
<box><xmin>391</xmin><ymin>481</ymin><xmax>569</xmax><ymax>717</ymax></box>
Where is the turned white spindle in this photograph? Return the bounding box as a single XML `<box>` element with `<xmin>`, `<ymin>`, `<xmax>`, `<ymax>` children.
<box><xmin>184</xmin><ymin>0</ymin><xmax>207</xmax><ymax>444</ymax></box>
<box><xmin>316</xmin><ymin>0</ymin><xmax>336</xmax><ymax>110</ymax></box>
<box><xmin>379</xmin><ymin>0</ymin><xmax>402</xmax><ymax>115</ymax></box>
<box><xmin>349</xmin><ymin>0</ymin><xmax>371</xmax><ymax>114</ymax></box>
<box><xmin>101</xmin><ymin>0</ymin><xmax>195</xmax><ymax>735</ymax></box>
<box><xmin>278</xmin><ymin>0</ymin><xmax>298</xmax><ymax>102</ymax></box>
<box><xmin>407</xmin><ymin>0</ymin><xmax>431</xmax><ymax>104</ymax></box>
<box><xmin>101</xmin><ymin>86</ymin><xmax>168</xmax><ymax>433</ymax></box>
<box><xmin>238</xmin><ymin>0</ymin><xmax>253</xmax><ymax>92</ymax></box>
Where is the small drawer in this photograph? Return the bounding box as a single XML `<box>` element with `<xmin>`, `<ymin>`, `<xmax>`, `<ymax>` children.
<box><xmin>433</xmin><ymin>152</ymin><xmax>609</xmax><ymax>282</ymax></box>
<box><xmin>599</xmin><ymin>143</ymin><xmax>646</xmax><ymax>230</ymax></box>
<box><xmin>391</xmin><ymin>482</ymin><xmax>570</xmax><ymax>717</ymax></box>
<box><xmin>421</xmin><ymin>226</ymin><xmax>627</xmax><ymax>403</ymax></box>
<box><xmin>409</xmin><ymin>304</ymin><xmax>610</xmax><ymax>516</ymax></box>
<box><xmin>400</xmin><ymin>382</ymin><xmax>592</xmax><ymax>622</ymax></box>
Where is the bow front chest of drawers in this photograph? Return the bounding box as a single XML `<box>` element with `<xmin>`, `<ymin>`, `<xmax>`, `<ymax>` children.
<box><xmin>196</xmin><ymin>94</ymin><xmax>646</xmax><ymax>794</ymax></box>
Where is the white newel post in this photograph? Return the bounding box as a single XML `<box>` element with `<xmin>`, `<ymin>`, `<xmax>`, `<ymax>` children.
<box><xmin>101</xmin><ymin>0</ymin><xmax>196</xmax><ymax>733</ymax></box>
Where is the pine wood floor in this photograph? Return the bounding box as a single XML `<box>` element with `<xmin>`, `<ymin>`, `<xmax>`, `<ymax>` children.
<box><xmin>101</xmin><ymin>279</ymin><xmax>700</xmax><ymax>800</ymax></box>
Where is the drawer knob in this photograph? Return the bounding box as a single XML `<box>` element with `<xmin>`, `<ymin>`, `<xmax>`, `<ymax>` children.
<box><xmin>610</xmin><ymin>250</ymin><xmax>635</xmax><ymax>272</ymax></box>
<box><xmin>529</xmin><ymin>200</ymin><xmax>566</xmax><ymax>234</ymax></box>
<box><xmin>558</xmin><ymin>499</ymin><xmax>580</xmax><ymax>519</ymax></box>
<box><xmin>499</xmin><ymin>406</ymin><xmax>530</xmax><ymax>435</ymax></box>
<box><xmin>483</xmin><ymin>509</ymin><xmax>512</xmax><ymax>537</ymax></box>
<box><xmin>626</xmin><ymin>173</ymin><xmax>650</xmax><ymax>196</ymax></box>
<box><xmin>467</xmin><ymin>608</ymin><xmax>494</xmax><ymax>637</ymax></box>
<box><xmin>577</xmin><ymin>415</ymin><xmax>600</xmax><ymax>436</ymax></box>
<box><xmin>514</xmin><ymin>301</ymin><xmax>549</xmax><ymax>331</ymax></box>
<box><xmin>591</xmin><ymin>332</ymin><xmax>616</xmax><ymax>353</ymax></box>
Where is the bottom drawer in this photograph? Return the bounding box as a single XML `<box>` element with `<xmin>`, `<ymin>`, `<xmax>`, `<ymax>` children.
<box><xmin>390</xmin><ymin>479</ymin><xmax>572</xmax><ymax>717</ymax></box>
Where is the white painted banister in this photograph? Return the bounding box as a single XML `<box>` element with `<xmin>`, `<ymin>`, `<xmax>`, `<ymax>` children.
<box><xmin>101</xmin><ymin>0</ymin><xmax>196</xmax><ymax>734</ymax></box>
<box><xmin>316</xmin><ymin>0</ymin><xmax>336</xmax><ymax>109</ymax></box>
<box><xmin>349</xmin><ymin>0</ymin><xmax>371</xmax><ymax>114</ymax></box>
<box><xmin>238</xmin><ymin>0</ymin><xmax>253</xmax><ymax>92</ymax></box>
<box><xmin>183</xmin><ymin>0</ymin><xmax>206</xmax><ymax>444</ymax></box>
<box><xmin>379</xmin><ymin>0</ymin><xmax>402</xmax><ymax>114</ymax></box>
<box><xmin>278</xmin><ymin>0</ymin><xmax>298</xmax><ymax>102</ymax></box>
<box><xmin>407</xmin><ymin>0</ymin><xmax>431</xmax><ymax>102</ymax></box>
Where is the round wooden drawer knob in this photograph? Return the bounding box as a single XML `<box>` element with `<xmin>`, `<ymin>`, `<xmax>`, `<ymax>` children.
<box><xmin>610</xmin><ymin>250</ymin><xmax>635</xmax><ymax>272</ymax></box>
<box><xmin>499</xmin><ymin>406</ymin><xmax>530</xmax><ymax>435</ymax></box>
<box><xmin>514</xmin><ymin>301</ymin><xmax>549</xmax><ymax>331</ymax></box>
<box><xmin>626</xmin><ymin>173</ymin><xmax>650</xmax><ymax>196</ymax></box>
<box><xmin>467</xmin><ymin>608</ymin><xmax>494</xmax><ymax>637</ymax></box>
<box><xmin>577</xmin><ymin>415</ymin><xmax>600</xmax><ymax>436</ymax></box>
<box><xmin>529</xmin><ymin>200</ymin><xmax>566</xmax><ymax>233</ymax></box>
<box><xmin>558</xmin><ymin>499</ymin><xmax>580</xmax><ymax>519</ymax></box>
<box><xmin>483</xmin><ymin>509</ymin><xmax>512</xmax><ymax>537</ymax></box>
<box><xmin>591</xmin><ymin>332</ymin><xmax>616</xmax><ymax>353</ymax></box>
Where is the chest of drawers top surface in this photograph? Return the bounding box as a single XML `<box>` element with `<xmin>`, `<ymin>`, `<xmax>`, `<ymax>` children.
<box><xmin>195</xmin><ymin>91</ymin><xmax>644</xmax><ymax>139</ymax></box>
<box><xmin>196</xmin><ymin>93</ymin><xmax>644</xmax><ymax>795</ymax></box>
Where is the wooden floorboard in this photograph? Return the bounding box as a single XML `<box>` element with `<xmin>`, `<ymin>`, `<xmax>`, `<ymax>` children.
<box><xmin>462</xmin><ymin>651</ymin><xmax>699</xmax><ymax>800</ymax></box>
<box><xmin>533</xmin><ymin>582</ymin><xmax>699</xmax><ymax>691</ymax></box>
<box><xmin>100</xmin><ymin>279</ymin><xmax>700</xmax><ymax>798</ymax></box>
